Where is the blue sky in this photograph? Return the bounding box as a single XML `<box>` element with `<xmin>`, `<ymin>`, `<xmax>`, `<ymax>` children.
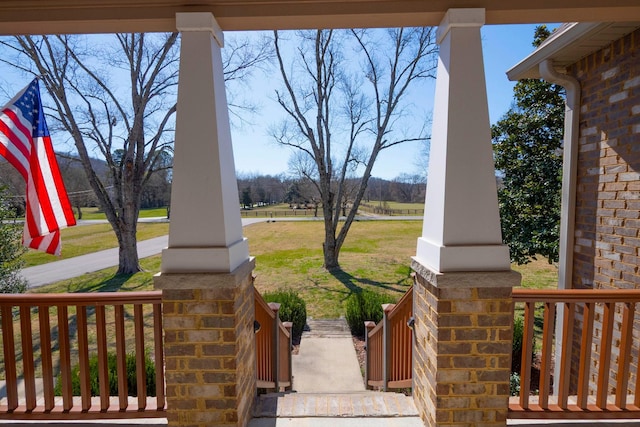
<box><xmin>231</xmin><ymin>24</ymin><xmax>552</xmax><ymax>180</ymax></box>
<box><xmin>1</xmin><ymin>24</ymin><xmax>552</xmax><ymax>181</ymax></box>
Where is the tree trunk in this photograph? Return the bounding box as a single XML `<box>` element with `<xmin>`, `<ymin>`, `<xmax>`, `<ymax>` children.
<box><xmin>322</xmin><ymin>211</ymin><xmax>340</xmax><ymax>270</ymax></box>
<box><xmin>116</xmin><ymin>223</ymin><xmax>141</xmax><ymax>274</ymax></box>
<box><xmin>323</xmin><ymin>239</ymin><xmax>340</xmax><ymax>270</ymax></box>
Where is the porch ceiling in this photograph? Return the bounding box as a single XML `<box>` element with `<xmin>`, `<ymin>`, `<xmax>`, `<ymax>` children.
<box><xmin>1</xmin><ymin>0</ymin><xmax>640</xmax><ymax>35</ymax></box>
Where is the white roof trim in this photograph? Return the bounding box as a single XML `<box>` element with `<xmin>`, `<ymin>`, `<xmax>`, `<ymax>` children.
<box><xmin>507</xmin><ymin>22</ymin><xmax>608</xmax><ymax>81</ymax></box>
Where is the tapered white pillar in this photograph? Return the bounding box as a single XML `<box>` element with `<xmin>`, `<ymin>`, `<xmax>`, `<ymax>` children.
<box><xmin>415</xmin><ymin>8</ymin><xmax>510</xmax><ymax>273</ymax></box>
<box><xmin>162</xmin><ymin>12</ymin><xmax>249</xmax><ymax>273</ymax></box>
<box><xmin>411</xmin><ymin>13</ymin><xmax>518</xmax><ymax>427</ymax></box>
<box><xmin>155</xmin><ymin>13</ymin><xmax>256</xmax><ymax>427</ymax></box>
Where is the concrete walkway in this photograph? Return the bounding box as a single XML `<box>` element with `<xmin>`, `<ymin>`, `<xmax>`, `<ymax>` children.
<box><xmin>21</xmin><ymin>235</ymin><xmax>169</xmax><ymax>288</ymax></box>
<box><xmin>292</xmin><ymin>319</ymin><xmax>365</xmax><ymax>393</ymax></box>
<box><xmin>250</xmin><ymin>319</ymin><xmax>423</xmax><ymax>427</ymax></box>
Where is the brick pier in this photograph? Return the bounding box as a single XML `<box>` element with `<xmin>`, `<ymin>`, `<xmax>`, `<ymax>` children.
<box><xmin>411</xmin><ymin>260</ymin><xmax>520</xmax><ymax>427</ymax></box>
<box><xmin>155</xmin><ymin>260</ymin><xmax>256</xmax><ymax>427</ymax></box>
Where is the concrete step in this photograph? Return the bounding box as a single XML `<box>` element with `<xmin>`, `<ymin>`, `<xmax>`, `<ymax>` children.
<box><xmin>253</xmin><ymin>391</ymin><xmax>418</xmax><ymax>418</ymax></box>
<box><xmin>303</xmin><ymin>318</ymin><xmax>351</xmax><ymax>338</ymax></box>
<box><xmin>248</xmin><ymin>418</ymin><xmax>425</xmax><ymax>427</ymax></box>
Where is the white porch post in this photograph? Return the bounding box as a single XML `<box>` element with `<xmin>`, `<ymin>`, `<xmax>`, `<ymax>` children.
<box><xmin>155</xmin><ymin>12</ymin><xmax>256</xmax><ymax>427</ymax></box>
<box><xmin>161</xmin><ymin>12</ymin><xmax>249</xmax><ymax>274</ymax></box>
<box><xmin>415</xmin><ymin>8</ymin><xmax>510</xmax><ymax>273</ymax></box>
<box><xmin>411</xmin><ymin>9</ymin><xmax>520</xmax><ymax>427</ymax></box>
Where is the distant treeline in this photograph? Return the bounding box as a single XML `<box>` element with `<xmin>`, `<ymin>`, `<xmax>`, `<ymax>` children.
<box><xmin>236</xmin><ymin>173</ymin><xmax>426</xmax><ymax>208</ymax></box>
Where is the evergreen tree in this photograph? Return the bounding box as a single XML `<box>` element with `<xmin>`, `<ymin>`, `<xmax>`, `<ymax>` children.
<box><xmin>241</xmin><ymin>187</ymin><xmax>253</xmax><ymax>209</ymax></box>
<box><xmin>491</xmin><ymin>25</ymin><xmax>565</xmax><ymax>264</ymax></box>
<box><xmin>0</xmin><ymin>186</ymin><xmax>28</xmax><ymax>293</ymax></box>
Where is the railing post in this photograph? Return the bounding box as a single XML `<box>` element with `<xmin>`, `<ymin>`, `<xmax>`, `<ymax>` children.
<box><xmin>2</xmin><ymin>306</ymin><xmax>18</xmax><ymax>411</ymax></box>
<box><xmin>364</xmin><ymin>321</ymin><xmax>376</xmax><ymax>390</ymax></box>
<box><xmin>382</xmin><ymin>303</ymin><xmax>395</xmax><ymax>392</ymax></box>
<box><xmin>283</xmin><ymin>321</ymin><xmax>293</xmax><ymax>390</ymax></box>
<box><xmin>269</xmin><ymin>302</ymin><xmax>281</xmax><ymax>391</ymax></box>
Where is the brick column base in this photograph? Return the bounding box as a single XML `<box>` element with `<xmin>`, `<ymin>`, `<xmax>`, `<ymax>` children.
<box><xmin>155</xmin><ymin>259</ymin><xmax>256</xmax><ymax>427</ymax></box>
<box><xmin>411</xmin><ymin>259</ymin><xmax>521</xmax><ymax>427</ymax></box>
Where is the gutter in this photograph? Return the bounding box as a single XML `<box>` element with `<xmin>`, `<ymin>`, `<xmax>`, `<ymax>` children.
<box><xmin>539</xmin><ymin>59</ymin><xmax>579</xmax><ymax>293</ymax></box>
<box><xmin>539</xmin><ymin>58</ymin><xmax>580</xmax><ymax>396</ymax></box>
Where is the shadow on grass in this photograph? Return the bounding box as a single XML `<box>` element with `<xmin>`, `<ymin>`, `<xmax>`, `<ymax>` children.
<box><xmin>72</xmin><ymin>273</ymin><xmax>137</xmax><ymax>293</ymax></box>
<box><xmin>328</xmin><ymin>267</ymin><xmax>407</xmax><ymax>301</ymax></box>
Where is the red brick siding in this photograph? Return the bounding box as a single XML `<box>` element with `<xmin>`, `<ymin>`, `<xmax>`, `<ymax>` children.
<box><xmin>569</xmin><ymin>27</ymin><xmax>640</xmax><ymax>397</ymax></box>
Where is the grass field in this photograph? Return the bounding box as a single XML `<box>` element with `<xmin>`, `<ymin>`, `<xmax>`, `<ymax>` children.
<box><xmin>22</xmin><ymin>222</ymin><xmax>169</xmax><ymax>267</ymax></box>
<box><xmin>363</xmin><ymin>201</ymin><xmax>424</xmax><ymax>210</ymax></box>
<box><xmin>30</xmin><ymin>220</ymin><xmax>559</xmax><ymax>318</ymax></box>
<box><xmin>77</xmin><ymin>206</ymin><xmax>169</xmax><ymax>220</ymax></box>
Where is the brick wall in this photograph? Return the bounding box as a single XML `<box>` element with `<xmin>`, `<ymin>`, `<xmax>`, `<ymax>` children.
<box><xmin>569</xmin><ymin>27</ymin><xmax>640</xmax><ymax>397</ymax></box>
<box><xmin>571</xmin><ymin>28</ymin><xmax>640</xmax><ymax>292</ymax></box>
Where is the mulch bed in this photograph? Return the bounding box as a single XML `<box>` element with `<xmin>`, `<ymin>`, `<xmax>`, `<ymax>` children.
<box><xmin>352</xmin><ymin>336</ymin><xmax>366</xmax><ymax>371</ymax></box>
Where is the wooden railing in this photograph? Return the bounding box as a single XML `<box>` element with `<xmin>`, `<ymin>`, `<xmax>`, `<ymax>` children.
<box><xmin>254</xmin><ymin>289</ymin><xmax>292</xmax><ymax>391</ymax></box>
<box><xmin>510</xmin><ymin>288</ymin><xmax>640</xmax><ymax>419</ymax></box>
<box><xmin>364</xmin><ymin>286</ymin><xmax>413</xmax><ymax>391</ymax></box>
<box><xmin>0</xmin><ymin>291</ymin><xmax>165</xmax><ymax>419</ymax></box>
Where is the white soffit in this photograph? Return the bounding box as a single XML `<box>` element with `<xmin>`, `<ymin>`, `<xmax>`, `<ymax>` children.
<box><xmin>507</xmin><ymin>21</ymin><xmax>640</xmax><ymax>81</ymax></box>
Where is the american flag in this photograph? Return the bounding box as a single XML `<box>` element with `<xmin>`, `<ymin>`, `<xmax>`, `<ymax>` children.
<box><xmin>0</xmin><ymin>79</ymin><xmax>76</xmax><ymax>255</ymax></box>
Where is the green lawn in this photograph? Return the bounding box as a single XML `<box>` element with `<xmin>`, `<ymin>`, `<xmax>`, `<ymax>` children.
<box><xmin>77</xmin><ymin>207</ymin><xmax>169</xmax><ymax>220</ymax></box>
<box><xmin>22</xmin><ymin>222</ymin><xmax>169</xmax><ymax>267</ymax></box>
<box><xmin>28</xmin><ymin>220</ymin><xmax>558</xmax><ymax>319</ymax></box>
<box><xmin>369</xmin><ymin>201</ymin><xmax>424</xmax><ymax>210</ymax></box>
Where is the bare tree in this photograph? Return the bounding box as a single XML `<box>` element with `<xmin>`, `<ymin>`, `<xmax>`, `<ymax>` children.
<box><xmin>390</xmin><ymin>173</ymin><xmax>426</xmax><ymax>203</ymax></box>
<box><xmin>273</xmin><ymin>28</ymin><xmax>437</xmax><ymax>269</ymax></box>
<box><xmin>1</xmin><ymin>32</ymin><xmax>272</xmax><ymax>274</ymax></box>
<box><xmin>223</xmin><ymin>33</ymin><xmax>274</xmax><ymax>126</ymax></box>
<box><xmin>57</xmin><ymin>156</ymin><xmax>100</xmax><ymax>219</ymax></box>
<box><xmin>1</xmin><ymin>33</ymin><xmax>179</xmax><ymax>273</ymax></box>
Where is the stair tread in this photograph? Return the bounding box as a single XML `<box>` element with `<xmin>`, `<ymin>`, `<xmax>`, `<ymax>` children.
<box><xmin>254</xmin><ymin>392</ymin><xmax>418</xmax><ymax>418</ymax></box>
<box><xmin>303</xmin><ymin>318</ymin><xmax>352</xmax><ymax>337</ymax></box>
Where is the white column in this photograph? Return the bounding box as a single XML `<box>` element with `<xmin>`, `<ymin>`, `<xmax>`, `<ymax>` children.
<box><xmin>415</xmin><ymin>8</ymin><xmax>510</xmax><ymax>273</ymax></box>
<box><xmin>162</xmin><ymin>12</ymin><xmax>249</xmax><ymax>273</ymax></box>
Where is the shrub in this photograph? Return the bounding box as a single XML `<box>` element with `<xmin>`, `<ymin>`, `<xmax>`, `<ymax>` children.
<box><xmin>263</xmin><ymin>289</ymin><xmax>307</xmax><ymax>339</ymax></box>
<box><xmin>510</xmin><ymin>372</ymin><xmax>521</xmax><ymax>396</ymax></box>
<box><xmin>512</xmin><ymin>314</ymin><xmax>524</xmax><ymax>373</ymax></box>
<box><xmin>345</xmin><ymin>289</ymin><xmax>393</xmax><ymax>337</ymax></box>
<box><xmin>512</xmin><ymin>314</ymin><xmax>536</xmax><ymax>374</ymax></box>
<box><xmin>54</xmin><ymin>351</ymin><xmax>156</xmax><ymax>397</ymax></box>
<box><xmin>0</xmin><ymin>187</ymin><xmax>28</xmax><ymax>294</ymax></box>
